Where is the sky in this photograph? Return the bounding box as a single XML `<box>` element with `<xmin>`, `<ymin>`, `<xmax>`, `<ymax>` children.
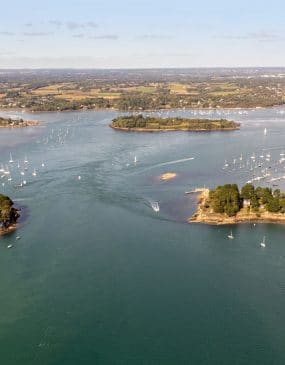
<box><xmin>0</xmin><ymin>0</ymin><xmax>285</xmax><ymax>68</ymax></box>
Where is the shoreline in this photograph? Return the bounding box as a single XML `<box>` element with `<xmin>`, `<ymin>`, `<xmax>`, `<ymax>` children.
<box><xmin>0</xmin><ymin>104</ymin><xmax>284</xmax><ymax>114</ymax></box>
<box><xmin>110</xmin><ymin>125</ymin><xmax>240</xmax><ymax>133</ymax></box>
<box><xmin>189</xmin><ymin>189</ymin><xmax>285</xmax><ymax>225</ymax></box>
<box><xmin>0</xmin><ymin>119</ymin><xmax>40</xmax><ymax>128</ymax></box>
<box><xmin>0</xmin><ymin>224</ymin><xmax>17</xmax><ymax>236</ymax></box>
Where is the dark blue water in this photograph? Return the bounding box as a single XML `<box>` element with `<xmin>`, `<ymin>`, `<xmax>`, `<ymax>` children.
<box><xmin>1</xmin><ymin>107</ymin><xmax>285</xmax><ymax>364</ymax></box>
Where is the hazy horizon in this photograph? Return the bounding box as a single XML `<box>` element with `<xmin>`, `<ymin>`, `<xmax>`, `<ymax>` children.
<box><xmin>1</xmin><ymin>0</ymin><xmax>285</xmax><ymax>69</ymax></box>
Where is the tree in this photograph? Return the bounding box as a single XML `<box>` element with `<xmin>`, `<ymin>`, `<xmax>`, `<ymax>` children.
<box><xmin>209</xmin><ymin>184</ymin><xmax>241</xmax><ymax>216</ymax></box>
<box><xmin>241</xmin><ymin>183</ymin><xmax>255</xmax><ymax>200</ymax></box>
<box><xmin>251</xmin><ymin>194</ymin><xmax>260</xmax><ymax>212</ymax></box>
<box><xmin>256</xmin><ymin>187</ymin><xmax>272</xmax><ymax>204</ymax></box>
<box><xmin>266</xmin><ymin>197</ymin><xmax>280</xmax><ymax>213</ymax></box>
<box><xmin>0</xmin><ymin>194</ymin><xmax>19</xmax><ymax>228</ymax></box>
<box><xmin>273</xmin><ymin>189</ymin><xmax>281</xmax><ymax>199</ymax></box>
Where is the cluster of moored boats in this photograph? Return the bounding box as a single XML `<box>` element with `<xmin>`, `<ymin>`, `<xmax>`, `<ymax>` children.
<box><xmin>1</xmin><ymin>127</ymin><xmax>74</xmax><ymax>190</ymax></box>
<box><xmin>38</xmin><ymin>126</ymin><xmax>72</xmax><ymax>146</ymax></box>
<box><xmin>222</xmin><ymin>147</ymin><xmax>285</xmax><ymax>187</ymax></box>
<box><xmin>0</xmin><ymin>153</ymin><xmax>42</xmax><ymax>189</ymax></box>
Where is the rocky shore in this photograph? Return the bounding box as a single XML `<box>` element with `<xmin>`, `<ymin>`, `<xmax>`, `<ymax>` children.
<box><xmin>0</xmin><ymin>117</ymin><xmax>39</xmax><ymax>128</ymax></box>
<box><xmin>189</xmin><ymin>188</ymin><xmax>285</xmax><ymax>225</ymax></box>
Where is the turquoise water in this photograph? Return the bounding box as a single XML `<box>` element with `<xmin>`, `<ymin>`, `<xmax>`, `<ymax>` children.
<box><xmin>1</xmin><ymin>108</ymin><xmax>285</xmax><ymax>364</ymax></box>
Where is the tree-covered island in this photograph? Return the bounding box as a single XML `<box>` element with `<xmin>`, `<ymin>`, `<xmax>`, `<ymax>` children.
<box><xmin>0</xmin><ymin>194</ymin><xmax>20</xmax><ymax>233</ymax></box>
<box><xmin>0</xmin><ymin>116</ymin><xmax>39</xmax><ymax>128</ymax></box>
<box><xmin>110</xmin><ymin>115</ymin><xmax>240</xmax><ymax>131</ymax></box>
<box><xmin>190</xmin><ymin>184</ymin><xmax>285</xmax><ymax>225</ymax></box>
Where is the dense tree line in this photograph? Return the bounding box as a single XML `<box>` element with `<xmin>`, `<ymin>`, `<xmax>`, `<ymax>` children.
<box><xmin>111</xmin><ymin>115</ymin><xmax>239</xmax><ymax>130</ymax></box>
<box><xmin>208</xmin><ymin>183</ymin><xmax>285</xmax><ymax>216</ymax></box>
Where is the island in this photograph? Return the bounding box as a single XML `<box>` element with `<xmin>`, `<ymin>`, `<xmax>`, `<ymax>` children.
<box><xmin>110</xmin><ymin>115</ymin><xmax>240</xmax><ymax>132</ymax></box>
<box><xmin>190</xmin><ymin>183</ymin><xmax>285</xmax><ymax>225</ymax></box>
<box><xmin>0</xmin><ymin>194</ymin><xmax>20</xmax><ymax>234</ymax></box>
<box><xmin>0</xmin><ymin>116</ymin><xmax>39</xmax><ymax>128</ymax></box>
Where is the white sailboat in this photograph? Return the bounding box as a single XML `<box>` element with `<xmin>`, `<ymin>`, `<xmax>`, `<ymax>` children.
<box><xmin>228</xmin><ymin>230</ymin><xmax>234</xmax><ymax>239</ymax></box>
<box><xmin>32</xmin><ymin>168</ymin><xmax>37</xmax><ymax>177</ymax></box>
<box><xmin>260</xmin><ymin>236</ymin><xmax>266</xmax><ymax>248</ymax></box>
<box><xmin>9</xmin><ymin>153</ymin><xmax>14</xmax><ymax>163</ymax></box>
<box><xmin>264</xmin><ymin>128</ymin><xmax>267</xmax><ymax>136</ymax></box>
<box><xmin>134</xmin><ymin>156</ymin><xmax>137</xmax><ymax>164</ymax></box>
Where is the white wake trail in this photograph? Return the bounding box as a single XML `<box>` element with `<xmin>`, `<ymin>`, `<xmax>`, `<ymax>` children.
<box><xmin>154</xmin><ymin>157</ymin><xmax>195</xmax><ymax>168</ymax></box>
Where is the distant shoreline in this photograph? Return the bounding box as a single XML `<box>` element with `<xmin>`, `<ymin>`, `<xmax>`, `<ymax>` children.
<box><xmin>0</xmin><ymin>117</ymin><xmax>39</xmax><ymax>128</ymax></box>
<box><xmin>0</xmin><ymin>105</ymin><xmax>284</xmax><ymax>115</ymax></box>
<box><xmin>110</xmin><ymin>125</ymin><xmax>240</xmax><ymax>132</ymax></box>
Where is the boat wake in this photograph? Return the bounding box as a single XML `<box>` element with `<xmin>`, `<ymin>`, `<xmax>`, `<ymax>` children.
<box><xmin>153</xmin><ymin>156</ymin><xmax>195</xmax><ymax>168</ymax></box>
<box><xmin>129</xmin><ymin>156</ymin><xmax>195</xmax><ymax>175</ymax></box>
<box><xmin>146</xmin><ymin>199</ymin><xmax>160</xmax><ymax>212</ymax></box>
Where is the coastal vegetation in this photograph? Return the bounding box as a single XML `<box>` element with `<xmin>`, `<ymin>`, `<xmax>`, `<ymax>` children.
<box><xmin>111</xmin><ymin>115</ymin><xmax>239</xmax><ymax>131</ymax></box>
<box><xmin>0</xmin><ymin>68</ymin><xmax>285</xmax><ymax>111</ymax></box>
<box><xmin>190</xmin><ymin>184</ymin><xmax>285</xmax><ymax>225</ymax></box>
<box><xmin>0</xmin><ymin>116</ymin><xmax>38</xmax><ymax>128</ymax></box>
<box><xmin>0</xmin><ymin>194</ymin><xmax>19</xmax><ymax>231</ymax></box>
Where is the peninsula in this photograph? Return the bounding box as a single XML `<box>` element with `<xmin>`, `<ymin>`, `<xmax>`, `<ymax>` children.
<box><xmin>0</xmin><ymin>194</ymin><xmax>20</xmax><ymax>234</ymax></box>
<box><xmin>0</xmin><ymin>116</ymin><xmax>39</xmax><ymax>128</ymax></box>
<box><xmin>110</xmin><ymin>115</ymin><xmax>240</xmax><ymax>132</ymax></box>
<box><xmin>190</xmin><ymin>183</ymin><xmax>285</xmax><ymax>225</ymax></box>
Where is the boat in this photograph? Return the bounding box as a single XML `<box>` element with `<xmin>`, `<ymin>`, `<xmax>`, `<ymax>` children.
<box><xmin>7</xmin><ymin>244</ymin><xmax>13</xmax><ymax>249</ymax></box>
<box><xmin>228</xmin><ymin>230</ymin><xmax>234</xmax><ymax>239</ymax></box>
<box><xmin>151</xmin><ymin>201</ymin><xmax>160</xmax><ymax>212</ymax></box>
<box><xmin>134</xmin><ymin>156</ymin><xmax>137</xmax><ymax>164</ymax></box>
<box><xmin>32</xmin><ymin>169</ymin><xmax>37</xmax><ymax>177</ymax></box>
<box><xmin>260</xmin><ymin>236</ymin><xmax>266</xmax><ymax>248</ymax></box>
<box><xmin>9</xmin><ymin>153</ymin><xmax>14</xmax><ymax>163</ymax></box>
<box><xmin>4</xmin><ymin>167</ymin><xmax>10</xmax><ymax>175</ymax></box>
<box><xmin>264</xmin><ymin>128</ymin><xmax>267</xmax><ymax>135</ymax></box>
